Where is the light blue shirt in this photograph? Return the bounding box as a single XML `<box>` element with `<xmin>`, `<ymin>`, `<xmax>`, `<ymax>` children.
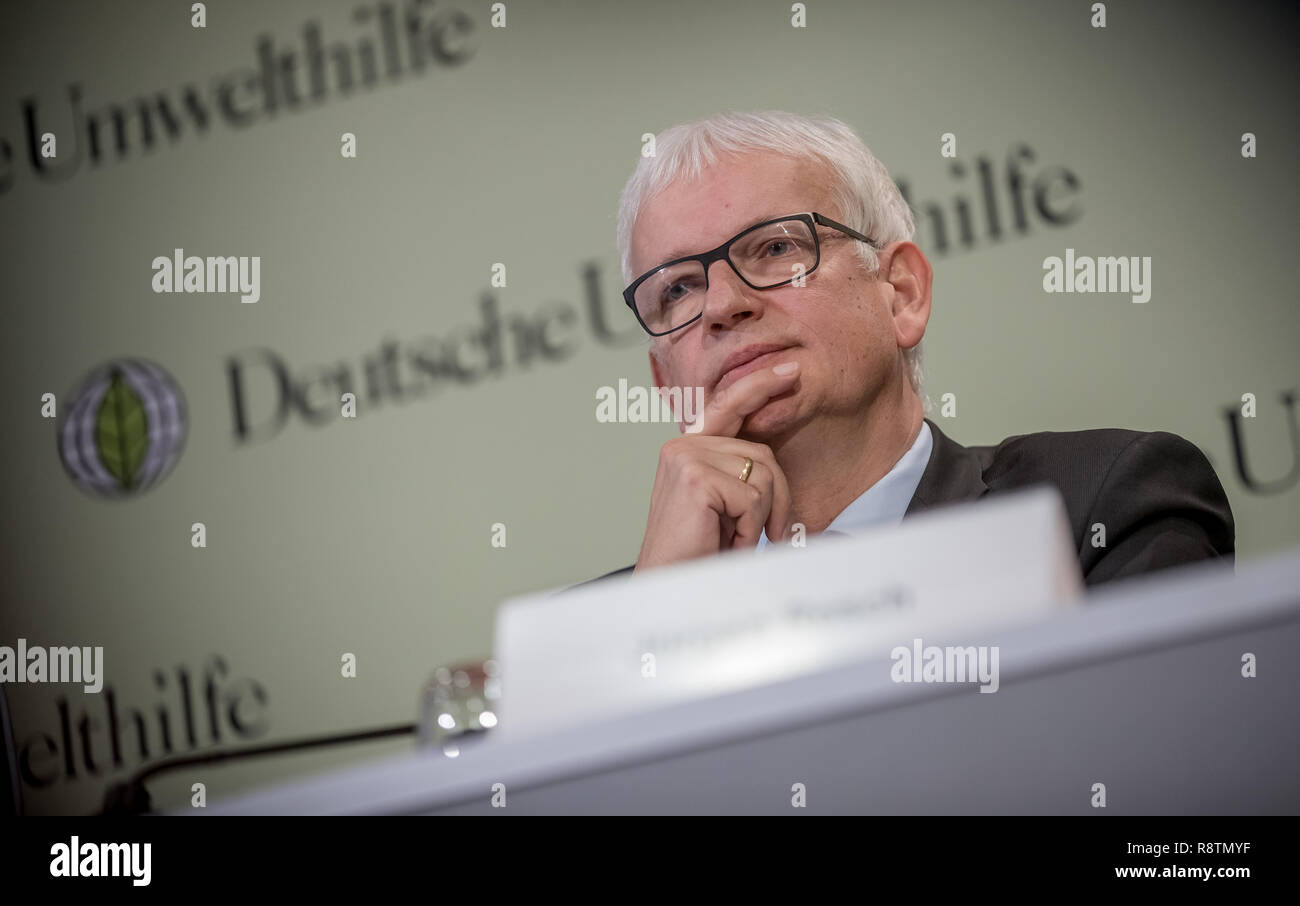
<box><xmin>755</xmin><ymin>419</ymin><xmax>934</xmax><ymax>550</ymax></box>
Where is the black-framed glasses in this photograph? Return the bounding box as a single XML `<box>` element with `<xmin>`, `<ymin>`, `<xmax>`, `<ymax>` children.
<box><xmin>623</xmin><ymin>211</ymin><xmax>876</xmax><ymax>337</ymax></box>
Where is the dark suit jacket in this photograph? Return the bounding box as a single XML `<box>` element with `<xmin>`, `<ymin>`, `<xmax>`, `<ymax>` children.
<box><xmin>582</xmin><ymin>417</ymin><xmax>1235</xmax><ymax>590</ymax></box>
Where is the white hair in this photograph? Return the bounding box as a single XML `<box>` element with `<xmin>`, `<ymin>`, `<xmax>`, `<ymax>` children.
<box><xmin>616</xmin><ymin>110</ymin><xmax>925</xmax><ymax>402</ymax></box>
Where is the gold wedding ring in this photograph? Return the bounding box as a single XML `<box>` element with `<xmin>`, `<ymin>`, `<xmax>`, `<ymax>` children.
<box><xmin>738</xmin><ymin>457</ymin><xmax>754</xmax><ymax>483</ymax></box>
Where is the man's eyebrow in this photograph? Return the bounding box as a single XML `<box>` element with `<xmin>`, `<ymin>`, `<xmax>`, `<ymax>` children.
<box><xmin>655</xmin><ymin>211</ymin><xmax>787</xmax><ymax>265</ymax></box>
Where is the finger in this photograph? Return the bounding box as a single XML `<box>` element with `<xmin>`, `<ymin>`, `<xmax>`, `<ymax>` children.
<box><xmin>697</xmin><ymin>440</ymin><xmax>792</xmax><ymax>541</ymax></box>
<box><xmin>722</xmin><ymin>473</ymin><xmax>769</xmax><ymax>549</ymax></box>
<box><xmin>688</xmin><ymin>361</ymin><xmax>800</xmax><ymax>438</ymax></box>
<box><xmin>690</xmin><ymin>452</ymin><xmax>772</xmax><ymax>549</ymax></box>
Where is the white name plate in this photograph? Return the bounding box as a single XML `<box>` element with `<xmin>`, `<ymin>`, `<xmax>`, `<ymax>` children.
<box><xmin>494</xmin><ymin>485</ymin><xmax>1083</xmax><ymax>741</ymax></box>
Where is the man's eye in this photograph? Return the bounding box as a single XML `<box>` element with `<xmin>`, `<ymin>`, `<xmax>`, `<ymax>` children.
<box><xmin>764</xmin><ymin>240</ymin><xmax>793</xmax><ymax>257</ymax></box>
<box><xmin>664</xmin><ymin>282</ymin><xmax>691</xmax><ymax>302</ymax></box>
<box><xmin>660</xmin><ymin>276</ymin><xmax>702</xmax><ymax>304</ymax></box>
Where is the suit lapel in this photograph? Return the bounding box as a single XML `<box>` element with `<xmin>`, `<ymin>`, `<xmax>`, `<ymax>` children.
<box><xmin>904</xmin><ymin>417</ymin><xmax>990</xmax><ymax>518</ymax></box>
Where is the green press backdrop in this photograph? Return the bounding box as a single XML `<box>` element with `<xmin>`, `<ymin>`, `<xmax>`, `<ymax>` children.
<box><xmin>1</xmin><ymin>0</ymin><xmax>1297</xmax><ymax>814</ymax></box>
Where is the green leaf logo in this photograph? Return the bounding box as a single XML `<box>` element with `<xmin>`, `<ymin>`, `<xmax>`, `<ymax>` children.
<box><xmin>94</xmin><ymin>368</ymin><xmax>150</xmax><ymax>490</ymax></box>
<box><xmin>60</xmin><ymin>359</ymin><xmax>186</xmax><ymax>499</ymax></box>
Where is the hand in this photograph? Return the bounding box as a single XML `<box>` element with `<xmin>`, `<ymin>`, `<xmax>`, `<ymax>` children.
<box><xmin>634</xmin><ymin>362</ymin><xmax>799</xmax><ymax>572</ymax></box>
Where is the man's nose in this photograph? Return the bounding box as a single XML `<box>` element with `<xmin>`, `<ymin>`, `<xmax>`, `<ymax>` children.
<box><xmin>701</xmin><ymin>259</ymin><xmax>761</xmax><ymax>330</ymax></box>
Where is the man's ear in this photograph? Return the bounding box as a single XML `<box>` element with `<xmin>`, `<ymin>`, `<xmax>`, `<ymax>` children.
<box><xmin>880</xmin><ymin>240</ymin><xmax>933</xmax><ymax>351</ymax></box>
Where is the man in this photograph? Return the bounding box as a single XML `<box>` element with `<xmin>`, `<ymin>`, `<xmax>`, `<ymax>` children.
<box><xmin>587</xmin><ymin>111</ymin><xmax>1233</xmax><ymax>588</ymax></box>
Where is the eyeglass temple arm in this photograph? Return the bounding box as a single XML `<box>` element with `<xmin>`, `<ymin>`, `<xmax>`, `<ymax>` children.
<box><xmin>812</xmin><ymin>212</ymin><xmax>876</xmax><ymax>246</ymax></box>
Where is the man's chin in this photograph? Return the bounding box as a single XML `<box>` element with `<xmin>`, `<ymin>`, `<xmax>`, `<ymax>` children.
<box><xmin>738</xmin><ymin>399</ymin><xmax>803</xmax><ymax>441</ymax></box>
